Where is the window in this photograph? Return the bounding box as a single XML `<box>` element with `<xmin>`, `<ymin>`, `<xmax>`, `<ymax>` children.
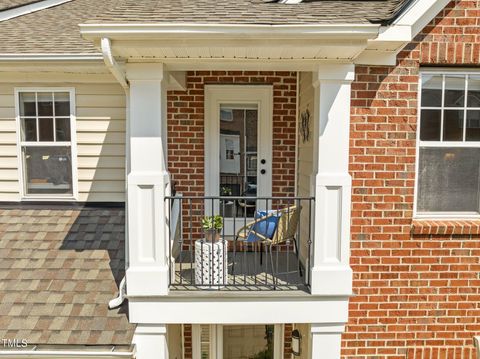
<box><xmin>416</xmin><ymin>72</ymin><xmax>480</xmax><ymax>217</ymax></box>
<box><xmin>16</xmin><ymin>89</ymin><xmax>76</xmax><ymax>198</ymax></box>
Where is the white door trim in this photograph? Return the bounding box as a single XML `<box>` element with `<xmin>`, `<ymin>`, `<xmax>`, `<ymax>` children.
<box><xmin>191</xmin><ymin>324</ymin><xmax>284</xmax><ymax>359</ymax></box>
<box><xmin>204</xmin><ymin>85</ymin><xmax>273</xmax><ymax>199</ymax></box>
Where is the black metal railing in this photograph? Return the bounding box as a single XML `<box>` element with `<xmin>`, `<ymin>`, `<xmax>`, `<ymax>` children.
<box><xmin>165</xmin><ymin>195</ymin><xmax>314</xmax><ymax>291</ymax></box>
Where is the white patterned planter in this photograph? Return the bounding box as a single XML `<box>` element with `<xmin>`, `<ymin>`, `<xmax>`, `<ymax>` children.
<box><xmin>195</xmin><ymin>240</ymin><xmax>228</xmax><ymax>287</ymax></box>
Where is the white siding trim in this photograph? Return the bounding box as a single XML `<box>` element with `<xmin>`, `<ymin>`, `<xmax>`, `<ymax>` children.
<box><xmin>14</xmin><ymin>87</ymin><xmax>78</xmax><ymax>201</ymax></box>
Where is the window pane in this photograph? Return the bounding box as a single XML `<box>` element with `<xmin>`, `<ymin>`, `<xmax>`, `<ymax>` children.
<box><xmin>54</xmin><ymin>92</ymin><xmax>70</xmax><ymax>116</ymax></box>
<box><xmin>421</xmin><ymin>75</ymin><xmax>442</xmax><ymax>107</ymax></box>
<box><xmin>420</xmin><ymin>109</ymin><xmax>441</xmax><ymax>141</ymax></box>
<box><xmin>55</xmin><ymin>118</ymin><xmax>71</xmax><ymax>141</ymax></box>
<box><xmin>417</xmin><ymin>147</ymin><xmax>480</xmax><ymax>213</ymax></box>
<box><xmin>19</xmin><ymin>92</ymin><xmax>36</xmax><ymax>117</ymax></box>
<box><xmin>23</xmin><ymin>146</ymin><xmax>72</xmax><ymax>195</ymax></box>
<box><xmin>444</xmin><ymin>75</ymin><xmax>466</xmax><ymax>107</ymax></box>
<box><xmin>21</xmin><ymin>118</ymin><xmax>37</xmax><ymax>142</ymax></box>
<box><xmin>467</xmin><ymin>75</ymin><xmax>480</xmax><ymax>108</ymax></box>
<box><xmin>38</xmin><ymin>118</ymin><xmax>54</xmax><ymax>141</ymax></box>
<box><xmin>466</xmin><ymin>110</ymin><xmax>480</xmax><ymax>141</ymax></box>
<box><xmin>443</xmin><ymin>110</ymin><xmax>464</xmax><ymax>141</ymax></box>
<box><xmin>37</xmin><ymin>92</ymin><xmax>53</xmax><ymax>116</ymax></box>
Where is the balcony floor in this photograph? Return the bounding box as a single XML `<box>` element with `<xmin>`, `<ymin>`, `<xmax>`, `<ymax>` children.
<box><xmin>171</xmin><ymin>250</ymin><xmax>308</xmax><ymax>292</ymax></box>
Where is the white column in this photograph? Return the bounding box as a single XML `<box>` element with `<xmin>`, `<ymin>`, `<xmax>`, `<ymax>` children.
<box><xmin>310</xmin><ymin>64</ymin><xmax>354</xmax><ymax>296</ymax></box>
<box><xmin>310</xmin><ymin>323</ymin><xmax>344</xmax><ymax>359</ymax></box>
<box><xmin>126</xmin><ymin>63</ymin><xmax>170</xmax><ymax>296</ymax></box>
<box><xmin>133</xmin><ymin>324</ymin><xmax>169</xmax><ymax>359</ymax></box>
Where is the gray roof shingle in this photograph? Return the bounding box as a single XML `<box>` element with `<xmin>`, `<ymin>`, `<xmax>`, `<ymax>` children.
<box><xmin>0</xmin><ymin>0</ymin><xmax>121</xmax><ymax>54</ymax></box>
<box><xmin>0</xmin><ymin>0</ymin><xmax>410</xmax><ymax>55</ymax></box>
<box><xmin>0</xmin><ymin>206</ymin><xmax>135</xmax><ymax>346</ymax></box>
<box><xmin>89</xmin><ymin>0</ymin><xmax>408</xmax><ymax>25</ymax></box>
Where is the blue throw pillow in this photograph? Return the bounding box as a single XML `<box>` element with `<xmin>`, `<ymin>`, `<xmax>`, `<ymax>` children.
<box><xmin>246</xmin><ymin>210</ymin><xmax>280</xmax><ymax>243</ymax></box>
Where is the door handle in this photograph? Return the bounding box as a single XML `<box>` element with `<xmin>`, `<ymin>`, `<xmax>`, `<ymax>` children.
<box><xmin>260</xmin><ymin>169</ymin><xmax>266</xmax><ymax>175</ymax></box>
<box><xmin>260</xmin><ymin>159</ymin><xmax>266</xmax><ymax>164</ymax></box>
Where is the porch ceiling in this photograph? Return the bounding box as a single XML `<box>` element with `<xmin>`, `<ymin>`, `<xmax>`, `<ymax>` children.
<box><xmin>81</xmin><ymin>23</ymin><xmax>380</xmax><ymax>70</ymax></box>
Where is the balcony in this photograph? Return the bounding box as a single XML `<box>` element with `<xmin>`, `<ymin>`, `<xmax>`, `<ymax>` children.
<box><xmin>166</xmin><ymin>196</ymin><xmax>314</xmax><ymax>291</ymax></box>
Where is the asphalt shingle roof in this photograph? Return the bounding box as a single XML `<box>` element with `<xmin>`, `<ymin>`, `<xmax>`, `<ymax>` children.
<box><xmin>90</xmin><ymin>0</ymin><xmax>408</xmax><ymax>25</ymax></box>
<box><xmin>0</xmin><ymin>0</ymin><xmax>121</xmax><ymax>54</ymax></box>
<box><xmin>0</xmin><ymin>0</ymin><xmax>410</xmax><ymax>55</ymax></box>
<box><xmin>0</xmin><ymin>206</ymin><xmax>135</xmax><ymax>346</ymax></box>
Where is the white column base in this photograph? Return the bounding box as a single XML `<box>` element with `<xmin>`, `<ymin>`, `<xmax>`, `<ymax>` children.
<box><xmin>310</xmin><ymin>323</ymin><xmax>345</xmax><ymax>359</ymax></box>
<box><xmin>133</xmin><ymin>324</ymin><xmax>169</xmax><ymax>359</ymax></box>
<box><xmin>310</xmin><ymin>266</ymin><xmax>353</xmax><ymax>296</ymax></box>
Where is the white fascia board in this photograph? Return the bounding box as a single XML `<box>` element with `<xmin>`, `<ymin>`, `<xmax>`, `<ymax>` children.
<box><xmin>355</xmin><ymin>0</ymin><xmax>452</xmax><ymax>65</ymax></box>
<box><xmin>0</xmin><ymin>54</ymin><xmax>103</xmax><ymax>61</ymax></box>
<box><xmin>0</xmin><ymin>0</ymin><xmax>74</xmax><ymax>22</ymax></box>
<box><xmin>80</xmin><ymin>23</ymin><xmax>380</xmax><ymax>41</ymax></box>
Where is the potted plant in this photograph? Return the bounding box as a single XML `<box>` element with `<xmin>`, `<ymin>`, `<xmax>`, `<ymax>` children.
<box><xmin>201</xmin><ymin>215</ymin><xmax>223</xmax><ymax>242</ymax></box>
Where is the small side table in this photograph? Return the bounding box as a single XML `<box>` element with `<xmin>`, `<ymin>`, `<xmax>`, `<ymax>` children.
<box><xmin>195</xmin><ymin>239</ymin><xmax>228</xmax><ymax>287</ymax></box>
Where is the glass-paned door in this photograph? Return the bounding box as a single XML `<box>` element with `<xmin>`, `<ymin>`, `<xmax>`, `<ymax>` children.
<box><xmin>219</xmin><ymin>105</ymin><xmax>259</xmax><ymax>219</ymax></box>
<box><xmin>223</xmin><ymin>325</ymin><xmax>275</xmax><ymax>359</ymax></box>
<box><xmin>205</xmin><ymin>86</ymin><xmax>273</xmax><ymax>237</ymax></box>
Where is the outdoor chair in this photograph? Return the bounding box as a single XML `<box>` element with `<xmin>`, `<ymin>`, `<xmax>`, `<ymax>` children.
<box><xmin>232</xmin><ymin>205</ymin><xmax>303</xmax><ymax>288</ymax></box>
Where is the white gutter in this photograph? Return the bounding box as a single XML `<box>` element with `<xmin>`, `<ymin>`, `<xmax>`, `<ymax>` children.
<box><xmin>0</xmin><ymin>348</ymin><xmax>134</xmax><ymax>358</ymax></box>
<box><xmin>0</xmin><ymin>0</ymin><xmax>74</xmax><ymax>22</ymax></box>
<box><xmin>0</xmin><ymin>54</ymin><xmax>103</xmax><ymax>61</ymax></box>
<box><xmin>81</xmin><ymin>23</ymin><xmax>380</xmax><ymax>40</ymax></box>
<box><xmin>100</xmin><ymin>38</ymin><xmax>129</xmax><ymax>90</ymax></box>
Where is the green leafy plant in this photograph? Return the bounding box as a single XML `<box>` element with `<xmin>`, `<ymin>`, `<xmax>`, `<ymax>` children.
<box><xmin>201</xmin><ymin>215</ymin><xmax>223</xmax><ymax>231</ymax></box>
<box><xmin>220</xmin><ymin>186</ymin><xmax>232</xmax><ymax>196</ymax></box>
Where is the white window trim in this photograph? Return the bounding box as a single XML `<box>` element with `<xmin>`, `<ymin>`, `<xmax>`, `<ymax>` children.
<box><xmin>14</xmin><ymin>87</ymin><xmax>78</xmax><ymax>201</ymax></box>
<box><xmin>414</xmin><ymin>70</ymin><xmax>480</xmax><ymax>219</ymax></box>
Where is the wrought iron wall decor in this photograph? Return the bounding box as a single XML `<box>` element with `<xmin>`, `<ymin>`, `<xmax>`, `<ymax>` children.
<box><xmin>300</xmin><ymin>108</ymin><xmax>310</xmax><ymax>143</ymax></box>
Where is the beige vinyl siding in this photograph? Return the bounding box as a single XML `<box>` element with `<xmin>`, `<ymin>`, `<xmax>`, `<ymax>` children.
<box><xmin>0</xmin><ymin>83</ymin><xmax>126</xmax><ymax>202</ymax></box>
<box><xmin>297</xmin><ymin>72</ymin><xmax>314</xmax><ymax>262</ymax></box>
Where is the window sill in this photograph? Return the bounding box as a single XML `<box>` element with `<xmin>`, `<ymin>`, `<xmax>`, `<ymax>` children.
<box><xmin>411</xmin><ymin>219</ymin><xmax>480</xmax><ymax>235</ymax></box>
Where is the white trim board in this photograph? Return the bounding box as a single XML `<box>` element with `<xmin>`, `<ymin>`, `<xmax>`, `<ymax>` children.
<box><xmin>14</xmin><ymin>87</ymin><xmax>79</xmax><ymax>202</ymax></box>
<box><xmin>0</xmin><ymin>0</ymin><xmax>74</xmax><ymax>22</ymax></box>
<box><xmin>355</xmin><ymin>0</ymin><xmax>452</xmax><ymax>65</ymax></box>
<box><xmin>413</xmin><ymin>70</ymin><xmax>480</xmax><ymax>219</ymax></box>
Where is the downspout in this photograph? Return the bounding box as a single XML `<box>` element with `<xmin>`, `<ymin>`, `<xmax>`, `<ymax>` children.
<box><xmin>101</xmin><ymin>37</ymin><xmax>130</xmax><ymax>310</ymax></box>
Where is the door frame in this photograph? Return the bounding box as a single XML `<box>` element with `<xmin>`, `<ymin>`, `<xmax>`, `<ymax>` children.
<box><xmin>191</xmin><ymin>324</ymin><xmax>284</xmax><ymax>359</ymax></box>
<box><xmin>204</xmin><ymin>85</ymin><xmax>273</xmax><ymax>199</ymax></box>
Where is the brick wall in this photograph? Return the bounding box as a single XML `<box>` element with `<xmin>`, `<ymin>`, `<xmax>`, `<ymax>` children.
<box><xmin>346</xmin><ymin>0</ymin><xmax>480</xmax><ymax>358</ymax></box>
<box><xmin>167</xmin><ymin>71</ymin><xmax>297</xmax><ymax>197</ymax></box>
<box><xmin>167</xmin><ymin>71</ymin><xmax>297</xmax><ymax>242</ymax></box>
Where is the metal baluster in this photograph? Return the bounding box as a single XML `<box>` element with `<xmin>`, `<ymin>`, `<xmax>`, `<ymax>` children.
<box><xmin>286</xmin><ymin>201</ymin><xmax>291</xmax><ymax>288</ymax></box>
<box><xmin>264</xmin><ymin>198</ymin><xmax>268</xmax><ymax>286</ymax></box>
<box><xmin>243</xmin><ymin>196</ymin><xmax>247</xmax><ymax>287</ymax></box>
<box><xmin>222</xmin><ymin>198</ymin><xmax>226</xmax><ymax>288</ymax></box>
<box><xmin>189</xmin><ymin>198</ymin><xmax>194</xmax><ymax>286</ymax></box>
<box><xmin>211</xmin><ymin>198</ymin><xmax>215</xmax><ymax>289</ymax></box>
<box><xmin>167</xmin><ymin>197</ymin><xmax>172</xmax><ymax>287</ymax></box>
<box><xmin>254</xmin><ymin>198</ymin><xmax>257</xmax><ymax>286</ymax></box>
<box><xmin>307</xmin><ymin>198</ymin><xmax>313</xmax><ymax>289</ymax></box>
<box><xmin>233</xmin><ymin>196</ymin><xmax>237</xmax><ymax>286</ymax></box>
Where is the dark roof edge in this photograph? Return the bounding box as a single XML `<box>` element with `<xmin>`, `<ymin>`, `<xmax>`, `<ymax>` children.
<box><xmin>371</xmin><ymin>0</ymin><xmax>417</xmax><ymax>26</ymax></box>
<box><xmin>0</xmin><ymin>201</ymin><xmax>125</xmax><ymax>209</ymax></box>
<box><xmin>0</xmin><ymin>0</ymin><xmax>44</xmax><ymax>12</ymax></box>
